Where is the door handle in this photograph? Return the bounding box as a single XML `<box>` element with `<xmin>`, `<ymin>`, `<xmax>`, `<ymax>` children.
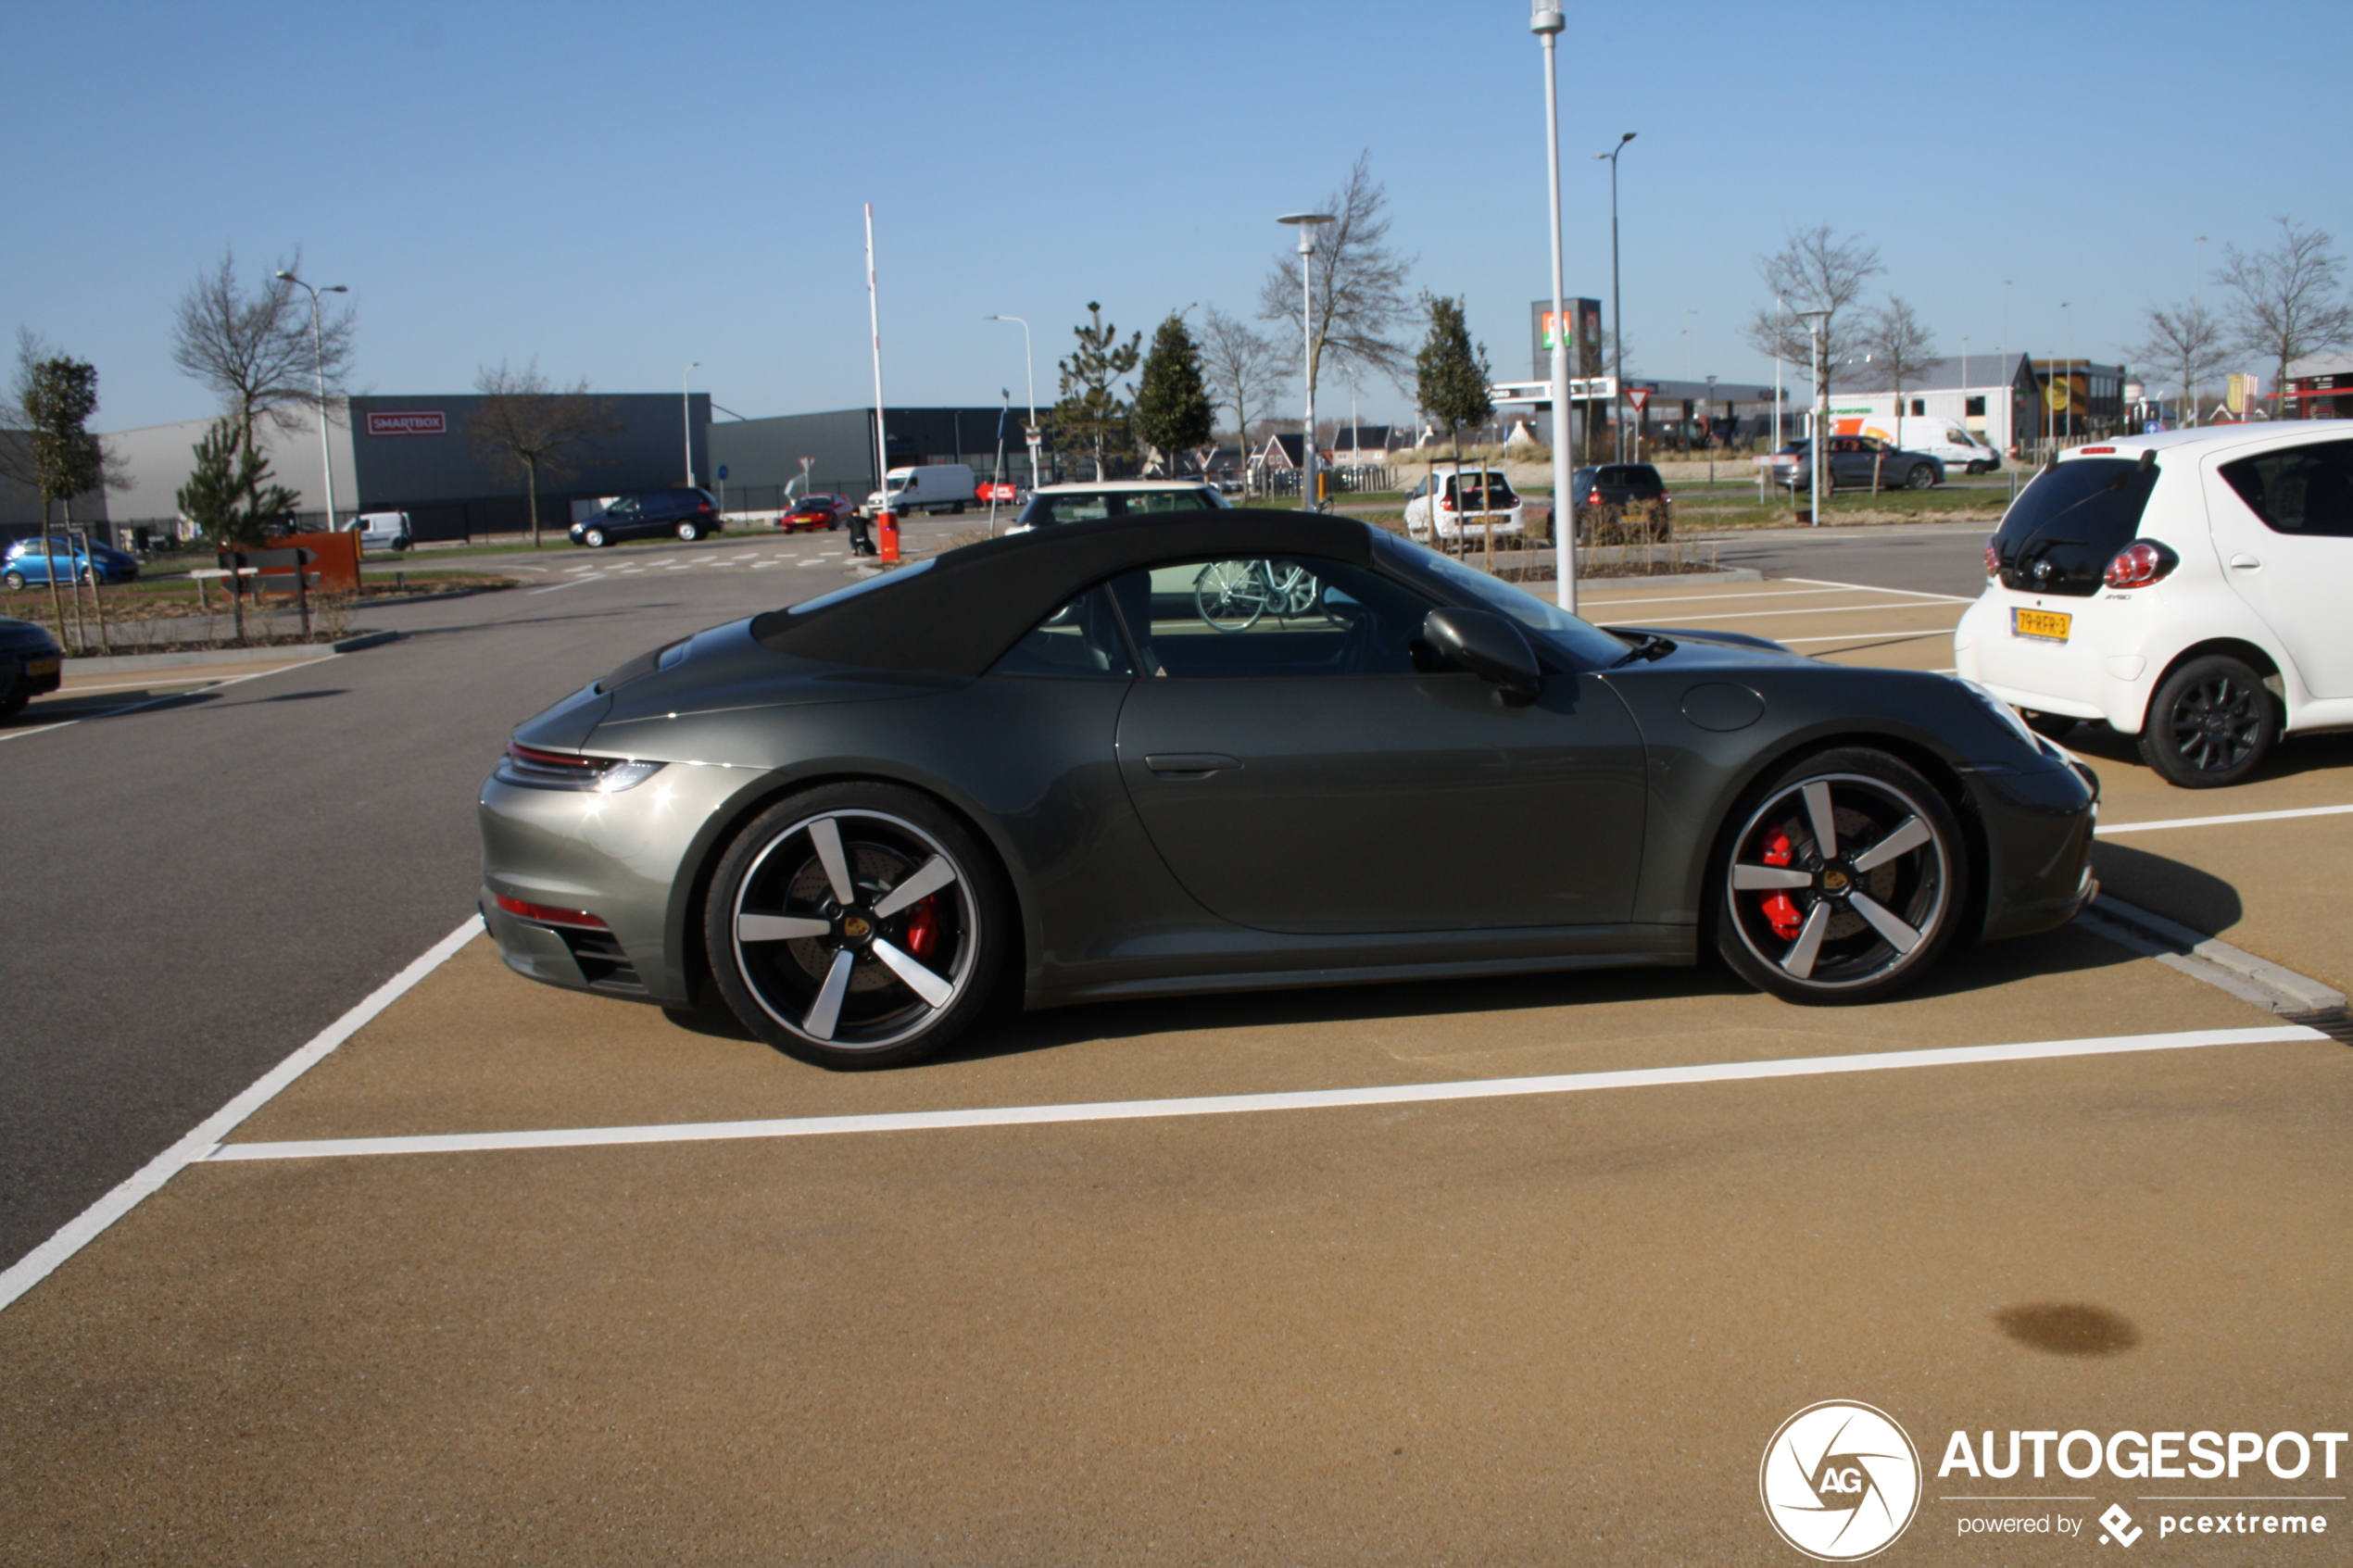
<box><xmin>1145</xmin><ymin>752</ymin><xmax>1240</xmax><ymax>778</ymax></box>
<box><xmin>2230</xmin><ymin>554</ymin><xmax>2261</xmax><ymax>570</ymax></box>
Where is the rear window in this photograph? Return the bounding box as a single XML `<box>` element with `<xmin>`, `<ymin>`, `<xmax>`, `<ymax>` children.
<box><xmin>1992</xmin><ymin>458</ymin><xmax>2159</xmax><ymax>597</ymax></box>
<box><xmin>2221</xmin><ymin>440</ymin><xmax>2353</xmax><ymax>537</ymax></box>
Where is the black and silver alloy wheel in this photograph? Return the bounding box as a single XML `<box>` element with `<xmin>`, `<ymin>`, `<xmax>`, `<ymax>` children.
<box><xmin>708</xmin><ymin>787</ymin><xmax>1001</xmax><ymax>1068</ymax></box>
<box><xmin>1716</xmin><ymin>749</ymin><xmax>1966</xmax><ymax>1003</ymax></box>
<box><xmin>2137</xmin><ymin>653</ymin><xmax>2275</xmax><ymax>789</ymax></box>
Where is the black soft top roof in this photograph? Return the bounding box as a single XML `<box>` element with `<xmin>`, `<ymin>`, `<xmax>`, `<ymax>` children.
<box><xmin>749</xmin><ymin>509</ymin><xmax>1375</xmax><ymax>676</ymax></box>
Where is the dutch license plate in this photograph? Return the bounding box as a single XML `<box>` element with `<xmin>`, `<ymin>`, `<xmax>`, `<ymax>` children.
<box><xmin>2012</xmin><ymin>608</ymin><xmax>2071</xmax><ymax>643</ymax></box>
<box><xmin>25</xmin><ymin>657</ymin><xmax>59</xmax><ymax>676</ymax></box>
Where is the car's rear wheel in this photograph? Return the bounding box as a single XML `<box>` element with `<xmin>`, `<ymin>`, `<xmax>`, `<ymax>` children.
<box><xmin>582</xmin><ymin>527</ymin><xmax>608</xmax><ymax>548</ymax></box>
<box><xmin>1906</xmin><ymin>464</ymin><xmax>1936</xmax><ymax>490</ymax></box>
<box><xmin>677</xmin><ymin>521</ymin><xmax>702</xmax><ymax>542</ymax></box>
<box><xmin>706</xmin><ymin>785</ymin><xmax>1005</xmax><ymax>1070</ymax></box>
<box><xmin>1714</xmin><ymin>748</ymin><xmax>1968</xmax><ymax>1004</ymax></box>
<box><xmin>2137</xmin><ymin>654</ymin><xmax>2276</xmax><ymax>788</ymax></box>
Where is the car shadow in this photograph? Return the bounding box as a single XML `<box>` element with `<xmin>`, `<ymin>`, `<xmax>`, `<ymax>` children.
<box><xmin>2091</xmin><ymin>838</ymin><xmax>2246</xmax><ymax>937</ymax></box>
<box><xmin>2067</xmin><ymin>721</ymin><xmax>2353</xmax><ymax>786</ymax></box>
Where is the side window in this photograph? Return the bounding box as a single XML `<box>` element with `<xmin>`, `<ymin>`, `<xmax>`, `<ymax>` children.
<box><xmin>988</xmin><ymin>585</ymin><xmax>1135</xmax><ymax>679</ymax></box>
<box><xmin>1104</xmin><ymin>556</ymin><xmax>1436</xmax><ymax>680</ymax></box>
<box><xmin>608</xmin><ymin>496</ymin><xmax>640</xmax><ymax>518</ymax></box>
<box><xmin>2221</xmin><ymin>441</ymin><xmax>2353</xmax><ymax>538</ymax></box>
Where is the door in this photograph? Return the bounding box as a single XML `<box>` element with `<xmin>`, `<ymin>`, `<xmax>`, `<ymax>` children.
<box><xmin>2208</xmin><ymin>438</ymin><xmax>2353</xmax><ymax>697</ymax></box>
<box><xmin>1108</xmin><ymin>554</ymin><xmax>1647</xmax><ymax>935</ymax></box>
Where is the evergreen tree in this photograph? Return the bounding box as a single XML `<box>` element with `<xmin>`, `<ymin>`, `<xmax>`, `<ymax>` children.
<box><xmin>1048</xmin><ymin>303</ymin><xmax>1141</xmax><ymax>481</ymax></box>
<box><xmin>1414</xmin><ymin>295</ymin><xmax>1492</xmax><ymax>555</ymax></box>
<box><xmin>17</xmin><ymin>350</ymin><xmax>107</xmax><ymax>646</ymax></box>
<box><xmin>177</xmin><ymin>419</ymin><xmax>298</xmax><ymax>644</ymax></box>
<box><xmin>1132</xmin><ymin>312</ymin><xmax>1215</xmax><ymax>474</ymax></box>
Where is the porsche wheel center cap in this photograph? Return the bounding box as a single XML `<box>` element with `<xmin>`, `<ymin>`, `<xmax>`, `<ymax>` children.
<box><xmin>1820</xmin><ymin>867</ymin><xmax>1852</xmax><ymax>896</ymax></box>
<box><xmin>840</xmin><ymin>913</ymin><xmax>874</xmax><ymax>942</ymax></box>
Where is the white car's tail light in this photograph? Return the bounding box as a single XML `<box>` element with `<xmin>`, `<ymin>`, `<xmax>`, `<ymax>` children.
<box><xmin>2102</xmin><ymin>539</ymin><xmax>2179</xmax><ymax>589</ymax></box>
<box><xmin>497</xmin><ymin>742</ymin><xmax>666</xmax><ymax>793</ymax></box>
<box><xmin>1984</xmin><ymin>535</ymin><xmax>2000</xmax><ymax>578</ymax></box>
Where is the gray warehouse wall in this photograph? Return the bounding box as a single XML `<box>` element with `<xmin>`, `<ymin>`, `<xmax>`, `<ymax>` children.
<box><xmin>347</xmin><ymin>393</ymin><xmax>707</xmax><ymax>508</ymax></box>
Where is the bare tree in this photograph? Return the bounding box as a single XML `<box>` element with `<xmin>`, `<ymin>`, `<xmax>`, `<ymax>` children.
<box><xmin>170</xmin><ymin>248</ymin><xmax>354</xmax><ymax>456</ymax></box>
<box><xmin>1197</xmin><ymin>308</ymin><xmax>1292</xmax><ymax>494</ymax></box>
<box><xmin>2127</xmin><ymin>300</ymin><xmax>2229</xmax><ymax>427</ymax></box>
<box><xmin>2217</xmin><ymin>218</ymin><xmax>2353</xmax><ymax>418</ymax></box>
<box><xmin>1743</xmin><ymin>226</ymin><xmax>1885</xmax><ymax>389</ymax></box>
<box><xmin>468</xmin><ymin>361</ymin><xmax>623</xmax><ymax>547</ymax></box>
<box><xmin>1854</xmin><ymin>295</ymin><xmax>1944</xmax><ymax>490</ymax></box>
<box><xmin>1258</xmin><ymin>151</ymin><xmax>1416</xmax><ymax>413</ymax></box>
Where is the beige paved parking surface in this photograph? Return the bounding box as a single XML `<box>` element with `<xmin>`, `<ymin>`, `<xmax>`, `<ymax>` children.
<box><xmin>5</xmin><ymin>575</ymin><xmax>2348</xmax><ymax>1565</ymax></box>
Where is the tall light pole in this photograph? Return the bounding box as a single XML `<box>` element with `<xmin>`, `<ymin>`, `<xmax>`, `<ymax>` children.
<box><xmin>2002</xmin><ymin>279</ymin><xmax>2013</xmax><ymax>452</ymax></box>
<box><xmin>1529</xmin><ymin>1</ymin><xmax>1575</xmax><ymax>610</ymax></box>
<box><xmin>1596</xmin><ymin>132</ymin><xmax>1634</xmax><ymax>464</ymax></box>
<box><xmin>682</xmin><ymin>361</ymin><xmax>700</xmax><ymax>486</ymax></box>
<box><xmin>1798</xmin><ymin>310</ymin><xmax>1828</xmax><ymax>527</ymax></box>
<box><xmin>985</xmin><ymin>315</ymin><xmax>1039</xmax><ymax>491</ymax></box>
<box><xmin>2192</xmin><ymin>236</ymin><xmax>2208</xmax><ymax>424</ymax></box>
<box><xmin>2061</xmin><ymin>300</ymin><xmax>2074</xmax><ymax>445</ymax></box>
<box><xmin>1773</xmin><ymin>294</ymin><xmax>1786</xmax><ymax>452</ymax></box>
<box><xmin>274</xmin><ymin>270</ymin><xmax>347</xmax><ymax>531</ymax></box>
<box><xmin>1277</xmin><ymin>211</ymin><xmax>1335</xmax><ymax>510</ymax></box>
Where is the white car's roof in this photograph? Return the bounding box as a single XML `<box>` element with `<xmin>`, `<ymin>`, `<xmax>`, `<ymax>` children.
<box><xmin>2056</xmin><ymin>419</ymin><xmax>2353</xmax><ymax>463</ymax></box>
<box><xmin>1030</xmin><ymin>480</ymin><xmax>1220</xmax><ymax>493</ymax></box>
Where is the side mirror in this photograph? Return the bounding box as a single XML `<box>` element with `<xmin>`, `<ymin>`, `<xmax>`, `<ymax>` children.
<box><xmin>1423</xmin><ymin>607</ymin><xmax>1543</xmax><ymax>705</ymax></box>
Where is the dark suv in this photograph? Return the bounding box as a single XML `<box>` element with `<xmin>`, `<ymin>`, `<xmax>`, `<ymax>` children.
<box><xmin>1569</xmin><ymin>463</ymin><xmax>1673</xmax><ymax>543</ymax></box>
<box><xmin>569</xmin><ymin>488</ymin><xmax>723</xmax><ymax>547</ymax></box>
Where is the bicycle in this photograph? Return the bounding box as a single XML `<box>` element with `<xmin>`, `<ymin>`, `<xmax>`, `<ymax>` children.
<box><xmin>1192</xmin><ymin>558</ymin><xmax>1325</xmax><ymax>632</ymax></box>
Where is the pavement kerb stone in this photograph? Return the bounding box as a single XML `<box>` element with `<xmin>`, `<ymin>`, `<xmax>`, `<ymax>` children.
<box><xmin>61</xmin><ymin>630</ymin><xmax>399</xmax><ymax>676</ymax></box>
<box><xmin>2080</xmin><ymin>894</ymin><xmax>2347</xmax><ymax>1015</ymax></box>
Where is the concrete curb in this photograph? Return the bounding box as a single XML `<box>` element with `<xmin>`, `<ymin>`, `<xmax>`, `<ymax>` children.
<box><xmin>2079</xmin><ymin>894</ymin><xmax>2347</xmax><ymax>1016</ymax></box>
<box><xmin>62</xmin><ymin>630</ymin><xmax>399</xmax><ymax>675</ymax></box>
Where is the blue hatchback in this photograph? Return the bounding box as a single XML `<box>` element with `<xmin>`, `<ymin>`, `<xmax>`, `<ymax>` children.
<box><xmin>2</xmin><ymin>536</ymin><xmax>141</xmax><ymax>588</ymax></box>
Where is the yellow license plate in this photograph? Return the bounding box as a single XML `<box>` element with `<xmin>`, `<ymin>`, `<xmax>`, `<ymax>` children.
<box><xmin>25</xmin><ymin>657</ymin><xmax>59</xmax><ymax>676</ymax></box>
<box><xmin>2012</xmin><ymin>608</ymin><xmax>2071</xmax><ymax>643</ymax></box>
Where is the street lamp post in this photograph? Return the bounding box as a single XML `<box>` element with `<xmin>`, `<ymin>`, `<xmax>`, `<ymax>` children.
<box><xmin>273</xmin><ymin>270</ymin><xmax>347</xmax><ymax>531</ymax></box>
<box><xmin>1530</xmin><ymin>1</ymin><xmax>1576</xmax><ymax>610</ymax></box>
<box><xmin>1277</xmin><ymin>211</ymin><xmax>1335</xmax><ymax>511</ymax></box>
<box><xmin>985</xmin><ymin>315</ymin><xmax>1039</xmax><ymax>492</ymax></box>
<box><xmin>682</xmin><ymin>361</ymin><xmax>700</xmax><ymax>486</ymax></box>
<box><xmin>1705</xmin><ymin>373</ymin><xmax>1717</xmax><ymax>482</ymax></box>
<box><xmin>1596</xmin><ymin>132</ymin><xmax>1635</xmax><ymax>464</ymax></box>
<box><xmin>1798</xmin><ymin>310</ymin><xmax>1829</xmax><ymax>527</ymax></box>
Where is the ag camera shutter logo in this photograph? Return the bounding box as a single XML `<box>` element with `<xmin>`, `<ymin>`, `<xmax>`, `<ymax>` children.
<box><xmin>1760</xmin><ymin>1400</ymin><xmax>1922</xmax><ymax>1560</ymax></box>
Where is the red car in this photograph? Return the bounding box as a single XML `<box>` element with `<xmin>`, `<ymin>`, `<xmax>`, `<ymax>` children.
<box><xmin>779</xmin><ymin>494</ymin><xmax>850</xmax><ymax>533</ymax></box>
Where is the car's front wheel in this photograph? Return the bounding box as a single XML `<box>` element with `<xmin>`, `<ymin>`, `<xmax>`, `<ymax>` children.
<box><xmin>2</xmin><ymin>571</ymin><xmax>23</xmax><ymax>591</ymax></box>
<box><xmin>581</xmin><ymin>527</ymin><xmax>607</xmax><ymax>548</ymax></box>
<box><xmin>1714</xmin><ymin>748</ymin><xmax>1968</xmax><ymax>1004</ymax></box>
<box><xmin>706</xmin><ymin>785</ymin><xmax>1005</xmax><ymax>1069</ymax></box>
<box><xmin>1906</xmin><ymin>464</ymin><xmax>1937</xmax><ymax>490</ymax></box>
<box><xmin>2138</xmin><ymin>654</ymin><xmax>2276</xmax><ymax>787</ymax></box>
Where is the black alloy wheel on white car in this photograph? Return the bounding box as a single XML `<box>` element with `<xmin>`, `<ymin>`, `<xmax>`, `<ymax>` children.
<box><xmin>1715</xmin><ymin>748</ymin><xmax>1968</xmax><ymax>1004</ymax></box>
<box><xmin>2137</xmin><ymin>653</ymin><xmax>2277</xmax><ymax>788</ymax></box>
<box><xmin>706</xmin><ymin>784</ymin><xmax>1004</xmax><ymax>1069</ymax></box>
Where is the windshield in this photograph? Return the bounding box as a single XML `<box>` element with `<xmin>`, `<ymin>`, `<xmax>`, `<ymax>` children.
<box><xmin>1380</xmin><ymin>535</ymin><xmax>1632</xmax><ymax>669</ymax></box>
<box><xmin>786</xmin><ymin>558</ymin><xmax>935</xmax><ymax>615</ymax></box>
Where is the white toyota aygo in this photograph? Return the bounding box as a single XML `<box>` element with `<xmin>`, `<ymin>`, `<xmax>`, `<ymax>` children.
<box><xmin>1955</xmin><ymin>422</ymin><xmax>2353</xmax><ymax>787</ymax></box>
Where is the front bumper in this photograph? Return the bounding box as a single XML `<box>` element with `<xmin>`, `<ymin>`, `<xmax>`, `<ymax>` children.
<box><xmin>1968</xmin><ymin>755</ymin><xmax>2100</xmax><ymax>942</ymax></box>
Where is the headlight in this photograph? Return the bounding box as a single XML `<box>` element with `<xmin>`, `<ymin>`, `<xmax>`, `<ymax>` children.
<box><xmin>1952</xmin><ymin>676</ymin><xmax>2050</xmax><ymax>757</ymax></box>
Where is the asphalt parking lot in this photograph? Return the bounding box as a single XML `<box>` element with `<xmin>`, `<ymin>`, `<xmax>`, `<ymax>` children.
<box><xmin>4</xmin><ymin>548</ymin><xmax>2348</xmax><ymax>1563</ymax></box>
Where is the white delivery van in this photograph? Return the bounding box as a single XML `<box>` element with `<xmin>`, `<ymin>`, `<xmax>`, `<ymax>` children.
<box><xmin>862</xmin><ymin>464</ymin><xmax>975</xmax><ymax>518</ymax></box>
<box><xmin>1862</xmin><ymin>418</ymin><xmax>2002</xmax><ymax>473</ymax></box>
<box><xmin>346</xmin><ymin>511</ymin><xmax>413</xmax><ymax>551</ymax></box>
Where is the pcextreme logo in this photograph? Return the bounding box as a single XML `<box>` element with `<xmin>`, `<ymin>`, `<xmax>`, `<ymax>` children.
<box><xmin>1760</xmin><ymin>1400</ymin><xmax>1923</xmax><ymax>1561</ymax></box>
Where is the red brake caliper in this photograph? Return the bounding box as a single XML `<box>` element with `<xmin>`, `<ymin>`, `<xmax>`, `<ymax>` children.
<box><xmin>1758</xmin><ymin>827</ymin><xmax>1804</xmax><ymax>941</ymax></box>
<box><xmin>903</xmin><ymin>895</ymin><xmax>939</xmax><ymax>960</ymax></box>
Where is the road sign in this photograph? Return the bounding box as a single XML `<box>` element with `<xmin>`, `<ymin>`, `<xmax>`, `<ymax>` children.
<box><xmin>716</xmin><ymin>464</ymin><xmax>728</xmax><ymax>482</ymax></box>
<box><xmin>1628</xmin><ymin>387</ymin><xmax>1652</xmax><ymax>412</ymax></box>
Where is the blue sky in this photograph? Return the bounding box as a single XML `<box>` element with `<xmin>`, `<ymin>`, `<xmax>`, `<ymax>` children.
<box><xmin>10</xmin><ymin>0</ymin><xmax>2350</xmax><ymax>433</ymax></box>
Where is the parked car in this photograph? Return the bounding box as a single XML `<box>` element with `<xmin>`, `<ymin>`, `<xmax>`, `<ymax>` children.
<box><xmin>568</xmin><ymin>489</ymin><xmax>723</xmax><ymax>547</ymax></box>
<box><xmin>779</xmin><ymin>495</ymin><xmax>851</xmax><ymax>533</ymax></box>
<box><xmin>1569</xmin><ymin>463</ymin><xmax>1674</xmax><ymax>543</ymax></box>
<box><xmin>0</xmin><ymin>614</ymin><xmax>64</xmax><ymax>720</ymax></box>
<box><xmin>1403</xmin><ymin>468</ymin><xmax>1526</xmax><ymax>543</ymax></box>
<box><xmin>480</xmin><ymin>509</ymin><xmax>2095</xmax><ymax>1069</ymax></box>
<box><xmin>1009</xmin><ymin>481</ymin><xmax>1232</xmax><ymax>532</ymax></box>
<box><xmin>1956</xmin><ymin>423</ymin><xmax>2353</xmax><ymax>787</ymax></box>
<box><xmin>2</xmin><ymin>536</ymin><xmax>141</xmax><ymax>588</ymax></box>
<box><xmin>862</xmin><ymin>463</ymin><xmax>976</xmax><ymax>519</ymax></box>
<box><xmin>1768</xmin><ymin>436</ymin><xmax>1944</xmax><ymax>492</ymax></box>
<box><xmin>345</xmin><ymin>511</ymin><xmax>413</xmax><ymax>552</ymax></box>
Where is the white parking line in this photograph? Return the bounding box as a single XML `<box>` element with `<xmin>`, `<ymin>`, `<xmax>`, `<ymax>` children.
<box><xmin>1599</xmin><ymin>600</ymin><xmax>1964</xmax><ymax>627</ymax></box>
<box><xmin>524</xmin><ymin>578</ymin><xmax>598</xmax><ymax>595</ymax></box>
<box><xmin>1777</xmin><ymin>631</ymin><xmax>1950</xmax><ymax>646</ymax></box>
<box><xmin>1779</xmin><ymin>576</ymin><xmax>1979</xmax><ymax>604</ymax></box>
<box><xmin>203</xmin><ymin>1024</ymin><xmax>2322</xmax><ymax>1164</ymax></box>
<box><xmin>0</xmin><ymin>916</ymin><xmax>484</xmax><ymax>1315</ymax></box>
<box><xmin>2097</xmin><ymin>803</ymin><xmax>2353</xmax><ymax>836</ymax></box>
<box><xmin>0</xmin><ymin>658</ymin><xmax>336</xmax><ymax>745</ymax></box>
<box><xmin>1582</xmin><ymin>585</ymin><xmax>1903</xmax><ymax>609</ymax></box>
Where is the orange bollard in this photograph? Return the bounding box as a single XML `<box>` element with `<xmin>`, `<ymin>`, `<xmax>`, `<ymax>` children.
<box><xmin>878</xmin><ymin>508</ymin><xmax>900</xmax><ymax>562</ymax></box>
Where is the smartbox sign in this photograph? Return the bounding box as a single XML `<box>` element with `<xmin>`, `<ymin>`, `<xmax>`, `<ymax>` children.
<box><xmin>365</xmin><ymin>409</ymin><xmax>447</xmax><ymax>437</ymax></box>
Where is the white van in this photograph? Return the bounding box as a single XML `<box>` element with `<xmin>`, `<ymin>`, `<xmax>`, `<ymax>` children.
<box><xmin>862</xmin><ymin>464</ymin><xmax>975</xmax><ymax>518</ymax></box>
<box><xmin>1873</xmin><ymin>418</ymin><xmax>2001</xmax><ymax>474</ymax></box>
<box><xmin>346</xmin><ymin>511</ymin><xmax>413</xmax><ymax>551</ymax></box>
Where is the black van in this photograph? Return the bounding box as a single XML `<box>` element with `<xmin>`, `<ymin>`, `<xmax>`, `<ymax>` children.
<box><xmin>569</xmin><ymin>488</ymin><xmax>723</xmax><ymax>547</ymax></box>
